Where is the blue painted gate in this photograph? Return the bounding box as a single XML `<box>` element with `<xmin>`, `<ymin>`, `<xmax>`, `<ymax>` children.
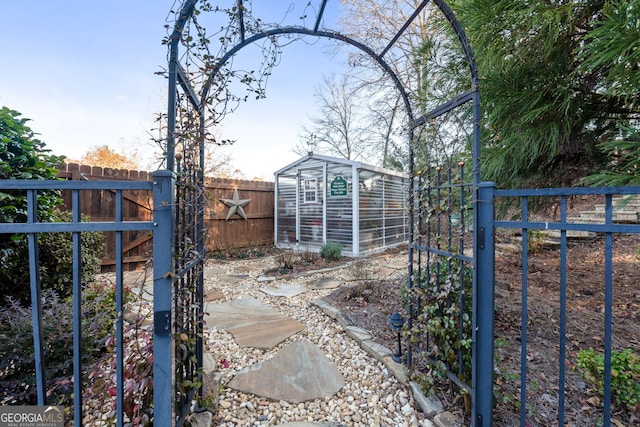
<box><xmin>409</xmin><ymin>175</ymin><xmax>640</xmax><ymax>426</ymax></box>
<box><xmin>478</xmin><ymin>184</ymin><xmax>640</xmax><ymax>426</ymax></box>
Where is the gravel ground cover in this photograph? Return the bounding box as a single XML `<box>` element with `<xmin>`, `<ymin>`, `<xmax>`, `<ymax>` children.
<box><xmin>203</xmin><ymin>252</ymin><xmax>433</xmax><ymax>427</ymax></box>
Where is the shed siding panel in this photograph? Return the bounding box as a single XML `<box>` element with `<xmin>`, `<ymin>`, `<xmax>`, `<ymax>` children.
<box><xmin>276</xmin><ymin>173</ymin><xmax>297</xmax><ymax>244</ymax></box>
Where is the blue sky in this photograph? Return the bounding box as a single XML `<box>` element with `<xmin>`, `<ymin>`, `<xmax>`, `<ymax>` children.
<box><xmin>0</xmin><ymin>1</ymin><xmax>347</xmax><ymax>180</ymax></box>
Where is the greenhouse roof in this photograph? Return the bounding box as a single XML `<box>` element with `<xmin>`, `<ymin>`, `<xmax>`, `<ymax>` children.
<box><xmin>274</xmin><ymin>153</ymin><xmax>408</xmax><ymax>178</ymax></box>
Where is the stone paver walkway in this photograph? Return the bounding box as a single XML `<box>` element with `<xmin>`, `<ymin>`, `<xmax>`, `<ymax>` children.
<box><xmin>228</xmin><ymin>340</ymin><xmax>345</xmax><ymax>403</ymax></box>
<box><xmin>204</xmin><ymin>296</ymin><xmax>305</xmax><ymax>349</ymax></box>
<box><xmin>198</xmin><ymin>252</ymin><xmax>456</xmax><ymax>426</ymax></box>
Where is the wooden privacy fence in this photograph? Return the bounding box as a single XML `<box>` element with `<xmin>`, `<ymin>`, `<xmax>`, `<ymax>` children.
<box><xmin>57</xmin><ymin>163</ymin><xmax>275</xmax><ymax>270</ymax></box>
<box><xmin>204</xmin><ymin>176</ymin><xmax>275</xmax><ymax>252</ymax></box>
<box><xmin>57</xmin><ymin>163</ymin><xmax>154</xmax><ymax>271</ymax></box>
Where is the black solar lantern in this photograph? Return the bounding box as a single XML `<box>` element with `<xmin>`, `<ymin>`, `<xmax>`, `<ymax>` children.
<box><xmin>388</xmin><ymin>311</ymin><xmax>405</xmax><ymax>363</ymax></box>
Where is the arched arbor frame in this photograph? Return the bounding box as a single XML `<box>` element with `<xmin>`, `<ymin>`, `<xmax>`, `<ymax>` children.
<box><xmin>163</xmin><ymin>1</ymin><xmax>489</xmax><ymax>424</ymax></box>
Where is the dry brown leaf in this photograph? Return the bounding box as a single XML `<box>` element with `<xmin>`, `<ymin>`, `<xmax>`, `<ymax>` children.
<box><xmin>586</xmin><ymin>396</ymin><xmax>601</xmax><ymax>406</ymax></box>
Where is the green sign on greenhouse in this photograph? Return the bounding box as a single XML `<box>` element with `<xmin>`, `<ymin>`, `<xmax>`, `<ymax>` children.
<box><xmin>330</xmin><ymin>175</ymin><xmax>348</xmax><ymax>197</ymax></box>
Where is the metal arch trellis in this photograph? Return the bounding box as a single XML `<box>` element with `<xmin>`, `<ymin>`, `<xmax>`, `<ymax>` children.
<box><xmin>163</xmin><ymin>0</ymin><xmax>486</xmax><ymax>424</ymax></box>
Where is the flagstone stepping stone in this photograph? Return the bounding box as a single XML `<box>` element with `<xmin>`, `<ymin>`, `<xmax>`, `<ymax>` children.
<box><xmin>375</xmin><ymin>266</ymin><xmax>399</xmax><ymax>277</ymax></box>
<box><xmin>203</xmin><ymin>266</ymin><xmax>228</xmax><ymax>276</ymax></box>
<box><xmin>235</xmin><ymin>282</ymin><xmax>253</xmax><ymax>292</ymax></box>
<box><xmin>202</xmin><ymin>352</ymin><xmax>216</xmax><ymax>373</ymax></box>
<box><xmin>234</xmin><ymin>264</ymin><xmax>263</xmax><ymax>274</ymax></box>
<box><xmin>228</xmin><ymin>340</ymin><xmax>344</xmax><ymax>403</ymax></box>
<box><xmin>307</xmin><ymin>277</ymin><xmax>341</xmax><ymax>290</ymax></box>
<box><xmin>204</xmin><ymin>289</ymin><xmax>225</xmax><ymax>302</ymax></box>
<box><xmin>204</xmin><ymin>297</ymin><xmax>304</xmax><ymax>349</ymax></box>
<box><xmin>217</xmin><ymin>275</ymin><xmax>246</xmax><ymax>285</ymax></box>
<box><xmin>260</xmin><ymin>283</ymin><xmax>307</xmax><ymax>298</ymax></box>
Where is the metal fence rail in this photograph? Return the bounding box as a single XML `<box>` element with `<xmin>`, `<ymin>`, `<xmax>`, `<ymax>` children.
<box><xmin>482</xmin><ymin>184</ymin><xmax>640</xmax><ymax>427</ymax></box>
<box><xmin>0</xmin><ymin>174</ymin><xmax>174</xmax><ymax>426</ymax></box>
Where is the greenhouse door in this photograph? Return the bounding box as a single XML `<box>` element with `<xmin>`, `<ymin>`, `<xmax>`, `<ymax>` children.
<box><xmin>297</xmin><ymin>167</ymin><xmax>325</xmax><ymax>246</ymax></box>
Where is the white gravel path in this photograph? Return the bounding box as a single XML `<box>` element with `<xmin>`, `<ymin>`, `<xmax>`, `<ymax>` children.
<box><xmin>203</xmin><ymin>254</ymin><xmax>434</xmax><ymax>427</ymax></box>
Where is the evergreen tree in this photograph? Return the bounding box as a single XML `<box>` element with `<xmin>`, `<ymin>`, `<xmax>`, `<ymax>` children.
<box><xmin>579</xmin><ymin>0</ymin><xmax>640</xmax><ymax>186</ymax></box>
<box><xmin>449</xmin><ymin>0</ymin><xmax>640</xmax><ymax>187</ymax></box>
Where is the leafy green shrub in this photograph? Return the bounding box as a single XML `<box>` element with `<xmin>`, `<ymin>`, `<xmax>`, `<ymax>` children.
<box><xmin>0</xmin><ymin>281</ymin><xmax>126</xmax><ymax>406</ymax></box>
<box><xmin>39</xmin><ymin>211</ymin><xmax>105</xmax><ymax>297</ymax></box>
<box><xmin>320</xmin><ymin>241</ymin><xmax>342</xmax><ymax>261</ymax></box>
<box><xmin>582</xmin><ymin>126</ymin><xmax>640</xmax><ymax>187</ymax></box>
<box><xmin>86</xmin><ymin>323</ymin><xmax>154</xmax><ymax>426</ymax></box>
<box><xmin>526</xmin><ymin>229</ymin><xmax>548</xmax><ymax>253</ymax></box>
<box><xmin>0</xmin><ymin>106</ymin><xmax>63</xmax><ymax>224</ymax></box>
<box><xmin>0</xmin><ymin>107</ymin><xmax>102</xmax><ymax>305</ymax></box>
<box><xmin>0</xmin><ymin>210</ymin><xmax>105</xmax><ymax>304</ymax></box>
<box><xmin>576</xmin><ymin>348</ymin><xmax>640</xmax><ymax>411</ymax></box>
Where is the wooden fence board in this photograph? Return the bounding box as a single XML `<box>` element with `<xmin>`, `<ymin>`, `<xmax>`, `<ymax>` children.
<box><xmin>57</xmin><ymin>163</ymin><xmax>275</xmax><ymax>270</ymax></box>
<box><xmin>205</xmin><ymin>177</ymin><xmax>275</xmax><ymax>251</ymax></box>
<box><xmin>58</xmin><ymin>163</ymin><xmax>154</xmax><ymax>271</ymax></box>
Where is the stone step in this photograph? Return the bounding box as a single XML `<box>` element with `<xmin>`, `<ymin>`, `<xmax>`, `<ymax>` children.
<box><xmin>592</xmin><ymin>195</ymin><xmax>640</xmax><ymax>212</ymax></box>
<box><xmin>566</xmin><ymin>216</ymin><xmax>605</xmax><ymax>224</ymax></box>
<box><xmin>593</xmin><ymin>203</ymin><xmax>640</xmax><ymax>213</ymax></box>
<box><xmin>508</xmin><ymin>229</ymin><xmax>598</xmax><ymax>250</ymax></box>
<box><xmin>542</xmin><ymin>229</ymin><xmax>597</xmax><ymax>240</ymax></box>
<box><xmin>577</xmin><ymin>211</ymin><xmax>639</xmax><ymax>223</ymax></box>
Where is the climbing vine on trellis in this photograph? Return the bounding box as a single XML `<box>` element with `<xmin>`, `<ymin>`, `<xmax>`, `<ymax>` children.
<box><xmin>160</xmin><ymin>1</ymin><xmax>328</xmax><ymax>419</ymax></box>
<box><xmin>162</xmin><ymin>0</ymin><xmax>319</xmax><ymax>148</ymax></box>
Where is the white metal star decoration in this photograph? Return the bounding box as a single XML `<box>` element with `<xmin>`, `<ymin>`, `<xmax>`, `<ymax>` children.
<box><xmin>219</xmin><ymin>189</ymin><xmax>251</xmax><ymax>220</ymax></box>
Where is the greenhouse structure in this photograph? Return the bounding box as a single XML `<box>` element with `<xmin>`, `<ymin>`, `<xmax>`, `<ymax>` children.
<box><xmin>274</xmin><ymin>153</ymin><xmax>409</xmax><ymax>256</ymax></box>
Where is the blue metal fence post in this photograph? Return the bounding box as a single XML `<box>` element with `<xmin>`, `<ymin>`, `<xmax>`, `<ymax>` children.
<box><xmin>153</xmin><ymin>170</ymin><xmax>176</xmax><ymax>424</ymax></box>
<box><xmin>26</xmin><ymin>189</ymin><xmax>46</xmax><ymax>405</ymax></box>
<box><xmin>71</xmin><ymin>189</ymin><xmax>83</xmax><ymax>424</ymax></box>
<box><xmin>473</xmin><ymin>182</ymin><xmax>495</xmax><ymax>426</ymax></box>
